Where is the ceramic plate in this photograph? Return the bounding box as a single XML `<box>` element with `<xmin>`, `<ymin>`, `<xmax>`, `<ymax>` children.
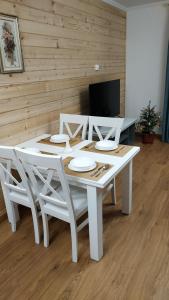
<box><xmin>95</xmin><ymin>140</ymin><xmax>118</xmax><ymax>151</ymax></box>
<box><xmin>50</xmin><ymin>134</ymin><xmax>69</xmax><ymax>143</ymax></box>
<box><xmin>68</xmin><ymin>162</ymin><xmax>96</xmax><ymax>172</ymax></box>
<box><xmin>70</xmin><ymin>156</ymin><xmax>96</xmax><ymax>169</ymax></box>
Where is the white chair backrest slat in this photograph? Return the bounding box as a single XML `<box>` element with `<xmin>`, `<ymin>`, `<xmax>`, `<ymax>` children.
<box><xmin>94</xmin><ymin>125</ymin><xmax>103</xmax><ymax>141</ymax></box>
<box><xmin>64</xmin><ymin>122</ymin><xmax>74</xmax><ymax>138</ymax></box>
<box><xmin>15</xmin><ymin>149</ymin><xmax>76</xmax><ymax>218</ymax></box>
<box><xmin>31</xmin><ymin>165</ymin><xmax>64</xmax><ymax>202</ymax></box>
<box><xmin>0</xmin><ymin>162</ymin><xmax>23</xmax><ymax>188</ymax></box>
<box><xmin>0</xmin><ymin>146</ymin><xmax>32</xmax><ymax>198</ymax></box>
<box><xmin>4</xmin><ymin>183</ymin><xmax>26</xmax><ymax>193</ymax></box>
<box><xmin>39</xmin><ymin>194</ymin><xmax>67</xmax><ymax>208</ymax></box>
<box><xmin>60</xmin><ymin>113</ymin><xmax>88</xmax><ymax>140</ymax></box>
<box><xmin>88</xmin><ymin>116</ymin><xmax>124</xmax><ymax>144</ymax></box>
<box><xmin>0</xmin><ymin>146</ymin><xmax>34</xmax><ymax>210</ymax></box>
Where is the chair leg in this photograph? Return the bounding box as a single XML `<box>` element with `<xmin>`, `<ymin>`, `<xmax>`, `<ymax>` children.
<box><xmin>31</xmin><ymin>207</ymin><xmax>40</xmax><ymax>245</ymax></box>
<box><xmin>14</xmin><ymin>203</ymin><xmax>20</xmax><ymax>222</ymax></box>
<box><xmin>70</xmin><ymin>223</ymin><xmax>78</xmax><ymax>263</ymax></box>
<box><xmin>11</xmin><ymin>224</ymin><xmax>16</xmax><ymax>232</ymax></box>
<box><xmin>42</xmin><ymin>212</ymin><xmax>49</xmax><ymax>248</ymax></box>
<box><xmin>9</xmin><ymin>201</ymin><xmax>17</xmax><ymax>233</ymax></box>
<box><xmin>3</xmin><ymin>197</ymin><xmax>16</xmax><ymax>225</ymax></box>
<box><xmin>111</xmin><ymin>178</ymin><xmax>117</xmax><ymax>206</ymax></box>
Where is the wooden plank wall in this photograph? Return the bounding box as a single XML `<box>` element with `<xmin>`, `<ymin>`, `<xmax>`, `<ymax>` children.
<box><xmin>0</xmin><ymin>0</ymin><xmax>126</xmax><ymax>218</ymax></box>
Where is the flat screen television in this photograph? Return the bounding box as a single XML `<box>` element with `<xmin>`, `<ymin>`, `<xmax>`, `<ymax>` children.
<box><xmin>89</xmin><ymin>79</ymin><xmax>120</xmax><ymax>117</ymax></box>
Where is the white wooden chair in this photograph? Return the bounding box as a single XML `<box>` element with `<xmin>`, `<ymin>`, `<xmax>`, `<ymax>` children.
<box><xmin>15</xmin><ymin>148</ymin><xmax>88</xmax><ymax>263</ymax></box>
<box><xmin>0</xmin><ymin>146</ymin><xmax>40</xmax><ymax>244</ymax></box>
<box><xmin>59</xmin><ymin>113</ymin><xmax>88</xmax><ymax>140</ymax></box>
<box><xmin>88</xmin><ymin>116</ymin><xmax>124</xmax><ymax>205</ymax></box>
<box><xmin>88</xmin><ymin>116</ymin><xmax>124</xmax><ymax>144</ymax></box>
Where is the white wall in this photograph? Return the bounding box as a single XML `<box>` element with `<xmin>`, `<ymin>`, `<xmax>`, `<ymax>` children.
<box><xmin>126</xmin><ymin>4</ymin><xmax>169</xmax><ymax>120</ymax></box>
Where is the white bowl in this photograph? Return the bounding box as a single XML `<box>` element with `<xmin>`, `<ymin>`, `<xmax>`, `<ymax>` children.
<box><xmin>50</xmin><ymin>134</ymin><xmax>69</xmax><ymax>143</ymax></box>
<box><xmin>69</xmin><ymin>156</ymin><xmax>96</xmax><ymax>170</ymax></box>
<box><xmin>24</xmin><ymin>147</ymin><xmax>40</xmax><ymax>153</ymax></box>
<box><xmin>95</xmin><ymin>140</ymin><xmax>118</xmax><ymax>151</ymax></box>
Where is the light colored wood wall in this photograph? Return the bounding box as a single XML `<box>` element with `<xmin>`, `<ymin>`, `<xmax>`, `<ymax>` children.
<box><xmin>0</xmin><ymin>0</ymin><xmax>126</xmax><ymax>218</ymax></box>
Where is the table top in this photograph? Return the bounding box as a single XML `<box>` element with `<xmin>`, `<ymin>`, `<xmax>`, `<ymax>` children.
<box><xmin>16</xmin><ymin>134</ymin><xmax>140</xmax><ymax>189</ymax></box>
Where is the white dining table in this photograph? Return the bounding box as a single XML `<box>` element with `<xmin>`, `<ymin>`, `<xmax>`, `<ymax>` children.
<box><xmin>17</xmin><ymin>134</ymin><xmax>140</xmax><ymax>261</ymax></box>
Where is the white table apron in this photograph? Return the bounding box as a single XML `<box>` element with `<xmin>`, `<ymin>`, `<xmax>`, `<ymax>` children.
<box><xmin>15</xmin><ymin>134</ymin><xmax>139</xmax><ymax>261</ymax></box>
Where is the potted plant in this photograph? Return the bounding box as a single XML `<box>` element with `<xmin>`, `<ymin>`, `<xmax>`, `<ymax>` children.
<box><xmin>137</xmin><ymin>101</ymin><xmax>160</xmax><ymax>144</ymax></box>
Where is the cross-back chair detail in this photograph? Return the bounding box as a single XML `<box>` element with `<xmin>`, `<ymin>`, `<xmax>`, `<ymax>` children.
<box><xmin>0</xmin><ymin>146</ymin><xmax>40</xmax><ymax>244</ymax></box>
<box><xmin>15</xmin><ymin>149</ymin><xmax>88</xmax><ymax>262</ymax></box>
<box><xmin>88</xmin><ymin>116</ymin><xmax>124</xmax><ymax>144</ymax></box>
<box><xmin>17</xmin><ymin>152</ymin><xmax>72</xmax><ymax>216</ymax></box>
<box><xmin>88</xmin><ymin>116</ymin><xmax>124</xmax><ymax>206</ymax></box>
<box><xmin>60</xmin><ymin>113</ymin><xmax>88</xmax><ymax>140</ymax></box>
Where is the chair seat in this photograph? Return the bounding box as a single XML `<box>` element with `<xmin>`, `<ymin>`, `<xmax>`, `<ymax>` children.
<box><xmin>44</xmin><ymin>185</ymin><xmax>87</xmax><ymax>221</ymax></box>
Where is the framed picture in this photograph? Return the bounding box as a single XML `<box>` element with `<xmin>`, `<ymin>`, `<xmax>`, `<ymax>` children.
<box><xmin>0</xmin><ymin>14</ymin><xmax>24</xmax><ymax>73</ymax></box>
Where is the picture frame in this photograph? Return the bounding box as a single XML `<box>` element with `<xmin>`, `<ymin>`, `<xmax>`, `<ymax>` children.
<box><xmin>0</xmin><ymin>14</ymin><xmax>24</xmax><ymax>74</ymax></box>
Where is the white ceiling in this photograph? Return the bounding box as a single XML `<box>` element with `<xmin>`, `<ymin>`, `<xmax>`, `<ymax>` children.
<box><xmin>103</xmin><ymin>0</ymin><xmax>169</xmax><ymax>9</ymax></box>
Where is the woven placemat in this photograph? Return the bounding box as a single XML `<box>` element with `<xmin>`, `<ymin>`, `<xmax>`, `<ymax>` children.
<box><xmin>82</xmin><ymin>143</ymin><xmax>134</xmax><ymax>157</ymax></box>
<box><xmin>38</xmin><ymin>136</ymin><xmax>81</xmax><ymax>147</ymax></box>
<box><xmin>63</xmin><ymin>157</ymin><xmax>113</xmax><ymax>181</ymax></box>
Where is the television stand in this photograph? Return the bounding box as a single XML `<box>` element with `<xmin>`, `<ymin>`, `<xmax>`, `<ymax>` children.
<box><xmin>95</xmin><ymin>117</ymin><xmax>137</xmax><ymax>145</ymax></box>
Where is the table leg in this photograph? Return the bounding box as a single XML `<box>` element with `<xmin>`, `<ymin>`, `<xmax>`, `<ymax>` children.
<box><xmin>122</xmin><ymin>160</ymin><xmax>133</xmax><ymax>215</ymax></box>
<box><xmin>87</xmin><ymin>186</ymin><xmax>103</xmax><ymax>261</ymax></box>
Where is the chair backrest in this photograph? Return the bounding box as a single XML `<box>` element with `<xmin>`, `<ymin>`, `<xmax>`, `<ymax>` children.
<box><xmin>88</xmin><ymin>116</ymin><xmax>124</xmax><ymax>144</ymax></box>
<box><xmin>0</xmin><ymin>146</ymin><xmax>34</xmax><ymax>203</ymax></box>
<box><xmin>15</xmin><ymin>148</ymin><xmax>76</xmax><ymax>221</ymax></box>
<box><xmin>59</xmin><ymin>113</ymin><xmax>88</xmax><ymax>140</ymax></box>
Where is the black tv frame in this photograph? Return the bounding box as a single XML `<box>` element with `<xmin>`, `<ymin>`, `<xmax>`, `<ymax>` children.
<box><xmin>89</xmin><ymin>79</ymin><xmax>120</xmax><ymax>117</ymax></box>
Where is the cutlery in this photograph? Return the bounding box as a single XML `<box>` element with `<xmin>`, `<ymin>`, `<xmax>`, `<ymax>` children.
<box><xmin>114</xmin><ymin>149</ymin><xmax>121</xmax><ymax>153</ymax></box>
<box><xmin>114</xmin><ymin>146</ymin><xmax>125</xmax><ymax>153</ymax></box>
<box><xmin>95</xmin><ymin>164</ymin><xmax>110</xmax><ymax>177</ymax></box>
<box><xmin>84</xmin><ymin>142</ymin><xmax>94</xmax><ymax>150</ymax></box>
<box><xmin>120</xmin><ymin>146</ymin><xmax>125</xmax><ymax>150</ymax></box>
<box><xmin>91</xmin><ymin>165</ymin><xmax>103</xmax><ymax>177</ymax></box>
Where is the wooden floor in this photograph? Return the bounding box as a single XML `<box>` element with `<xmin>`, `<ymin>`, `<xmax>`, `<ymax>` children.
<box><xmin>0</xmin><ymin>137</ymin><xmax>169</xmax><ymax>300</ymax></box>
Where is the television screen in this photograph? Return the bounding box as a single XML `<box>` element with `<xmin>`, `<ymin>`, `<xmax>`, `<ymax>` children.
<box><xmin>89</xmin><ymin>79</ymin><xmax>120</xmax><ymax>117</ymax></box>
